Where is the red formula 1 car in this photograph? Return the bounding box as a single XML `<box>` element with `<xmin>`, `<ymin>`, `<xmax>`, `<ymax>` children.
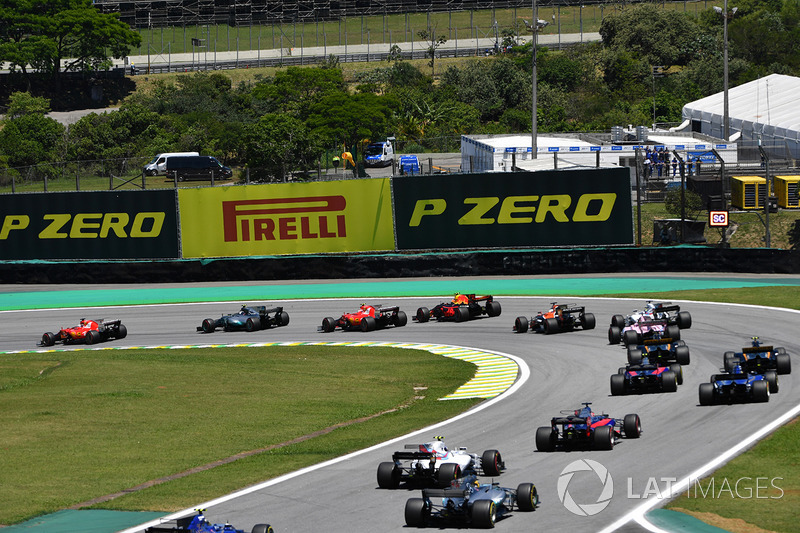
<box><xmin>414</xmin><ymin>294</ymin><xmax>502</xmax><ymax>323</ymax></box>
<box><xmin>320</xmin><ymin>304</ymin><xmax>408</xmax><ymax>332</ymax></box>
<box><xmin>41</xmin><ymin>318</ymin><xmax>127</xmax><ymax>346</ymax></box>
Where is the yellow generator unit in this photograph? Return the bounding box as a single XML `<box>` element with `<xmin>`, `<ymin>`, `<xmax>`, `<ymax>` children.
<box><xmin>731</xmin><ymin>176</ymin><xmax>767</xmax><ymax>210</ymax></box>
<box><xmin>774</xmin><ymin>175</ymin><xmax>800</xmax><ymax>208</ymax></box>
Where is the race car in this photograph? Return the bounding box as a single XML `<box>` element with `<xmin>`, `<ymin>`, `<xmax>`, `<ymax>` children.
<box><xmin>41</xmin><ymin>318</ymin><xmax>127</xmax><ymax>346</ymax></box>
<box><xmin>377</xmin><ymin>436</ymin><xmax>504</xmax><ymax>489</ymax></box>
<box><xmin>609</xmin><ymin>318</ymin><xmax>680</xmax><ymax>346</ymax></box>
<box><xmin>627</xmin><ymin>335</ymin><xmax>690</xmax><ymax>366</ymax></box>
<box><xmin>723</xmin><ymin>337</ymin><xmax>791</xmax><ymax>375</ymax></box>
<box><xmin>145</xmin><ymin>509</ymin><xmax>273</xmax><ymax>533</ymax></box>
<box><xmin>198</xmin><ymin>304</ymin><xmax>289</xmax><ymax>333</ymax></box>
<box><xmin>414</xmin><ymin>294</ymin><xmax>501</xmax><ymax>323</ymax></box>
<box><xmin>699</xmin><ymin>363</ymin><xmax>777</xmax><ymax>405</ymax></box>
<box><xmin>535</xmin><ymin>402</ymin><xmax>642</xmax><ymax>451</ymax></box>
<box><xmin>608</xmin><ymin>301</ymin><xmax>691</xmax><ymax>345</ymax></box>
<box><xmin>320</xmin><ymin>304</ymin><xmax>407</xmax><ymax>333</ymax></box>
<box><xmin>513</xmin><ymin>303</ymin><xmax>595</xmax><ymax>334</ymax></box>
<box><xmin>404</xmin><ymin>474</ymin><xmax>538</xmax><ymax>528</ymax></box>
<box><xmin>610</xmin><ymin>357</ymin><xmax>682</xmax><ymax>395</ymax></box>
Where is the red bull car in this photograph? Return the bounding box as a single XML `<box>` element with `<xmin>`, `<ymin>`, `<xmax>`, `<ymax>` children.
<box><xmin>41</xmin><ymin>318</ymin><xmax>127</xmax><ymax>346</ymax></box>
<box><xmin>414</xmin><ymin>294</ymin><xmax>501</xmax><ymax>323</ymax></box>
<box><xmin>513</xmin><ymin>303</ymin><xmax>595</xmax><ymax>334</ymax></box>
<box><xmin>320</xmin><ymin>304</ymin><xmax>407</xmax><ymax>332</ymax></box>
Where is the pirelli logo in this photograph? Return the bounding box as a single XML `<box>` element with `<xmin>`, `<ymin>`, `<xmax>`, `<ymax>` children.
<box><xmin>222</xmin><ymin>196</ymin><xmax>347</xmax><ymax>242</ymax></box>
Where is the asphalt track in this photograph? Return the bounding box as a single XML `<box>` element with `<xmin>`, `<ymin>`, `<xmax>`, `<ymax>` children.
<box><xmin>1</xmin><ymin>275</ymin><xmax>798</xmax><ymax>533</ymax></box>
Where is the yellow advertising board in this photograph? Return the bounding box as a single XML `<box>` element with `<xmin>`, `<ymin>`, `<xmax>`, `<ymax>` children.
<box><xmin>179</xmin><ymin>179</ymin><xmax>394</xmax><ymax>258</ymax></box>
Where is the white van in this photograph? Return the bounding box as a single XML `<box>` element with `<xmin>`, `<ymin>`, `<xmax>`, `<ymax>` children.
<box><xmin>364</xmin><ymin>138</ymin><xmax>395</xmax><ymax>168</ymax></box>
<box><xmin>143</xmin><ymin>152</ymin><xmax>200</xmax><ymax>175</ymax></box>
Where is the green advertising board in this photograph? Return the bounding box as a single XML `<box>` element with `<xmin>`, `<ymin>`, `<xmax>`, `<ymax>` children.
<box><xmin>392</xmin><ymin>169</ymin><xmax>633</xmax><ymax>249</ymax></box>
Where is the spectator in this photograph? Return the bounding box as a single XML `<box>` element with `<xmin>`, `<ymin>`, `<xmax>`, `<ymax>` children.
<box><xmin>672</xmin><ymin>157</ymin><xmax>678</xmax><ymax>177</ymax></box>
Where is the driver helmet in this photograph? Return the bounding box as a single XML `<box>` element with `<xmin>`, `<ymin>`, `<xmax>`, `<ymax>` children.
<box><xmin>452</xmin><ymin>294</ymin><xmax>468</xmax><ymax>304</ymax></box>
<box><xmin>80</xmin><ymin>318</ymin><xmax>87</xmax><ymax>326</ymax></box>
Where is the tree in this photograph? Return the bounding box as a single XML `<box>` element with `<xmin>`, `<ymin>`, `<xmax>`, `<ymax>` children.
<box><xmin>417</xmin><ymin>27</ymin><xmax>447</xmax><ymax>77</ymax></box>
<box><xmin>0</xmin><ymin>113</ymin><xmax>65</xmax><ymax>171</ymax></box>
<box><xmin>5</xmin><ymin>92</ymin><xmax>51</xmax><ymax>118</ymax></box>
<box><xmin>242</xmin><ymin>114</ymin><xmax>321</xmax><ymax>182</ymax></box>
<box><xmin>665</xmin><ymin>188</ymin><xmax>703</xmax><ymax>220</ymax></box>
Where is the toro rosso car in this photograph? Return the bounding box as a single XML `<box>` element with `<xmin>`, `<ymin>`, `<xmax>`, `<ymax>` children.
<box><xmin>320</xmin><ymin>304</ymin><xmax>407</xmax><ymax>332</ymax></box>
<box><xmin>611</xmin><ymin>357</ymin><xmax>683</xmax><ymax>395</ymax></box>
<box><xmin>513</xmin><ymin>303</ymin><xmax>595</xmax><ymax>334</ymax></box>
<box><xmin>41</xmin><ymin>318</ymin><xmax>127</xmax><ymax>346</ymax></box>
<box><xmin>699</xmin><ymin>363</ymin><xmax>777</xmax><ymax>405</ymax></box>
<box><xmin>627</xmin><ymin>335</ymin><xmax>690</xmax><ymax>366</ymax></box>
<box><xmin>535</xmin><ymin>402</ymin><xmax>641</xmax><ymax>451</ymax></box>
<box><xmin>377</xmin><ymin>436</ymin><xmax>503</xmax><ymax>489</ymax></box>
<box><xmin>415</xmin><ymin>294</ymin><xmax>501</xmax><ymax>323</ymax></box>
<box><xmin>404</xmin><ymin>474</ymin><xmax>538</xmax><ymax>529</ymax></box>
<box><xmin>723</xmin><ymin>337</ymin><xmax>791</xmax><ymax>375</ymax></box>
<box><xmin>199</xmin><ymin>305</ymin><xmax>289</xmax><ymax>333</ymax></box>
<box><xmin>145</xmin><ymin>509</ymin><xmax>273</xmax><ymax>533</ymax></box>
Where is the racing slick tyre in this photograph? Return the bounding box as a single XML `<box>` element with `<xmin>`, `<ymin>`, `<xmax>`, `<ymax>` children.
<box><xmin>246</xmin><ymin>317</ymin><xmax>261</xmax><ymax>332</ymax></box>
<box><xmin>251</xmin><ymin>525</ymin><xmax>274</xmax><ymax>533</ymax></box>
<box><xmin>618</xmin><ymin>367</ymin><xmax>627</xmax><ymax>375</ymax></box>
<box><xmin>623</xmin><ymin>414</ymin><xmax>642</xmax><ymax>438</ymax></box>
<box><xmin>321</xmin><ymin>317</ymin><xmax>336</xmax><ymax>333</ymax></box>
<box><xmin>455</xmin><ymin>306</ymin><xmax>470</xmax><ymax>323</ymax></box>
<box><xmin>85</xmin><ymin>330</ymin><xmax>101</xmax><ymax>345</ymax></box>
<box><xmin>377</xmin><ymin>461</ymin><xmax>401</xmax><ymax>489</ymax></box>
<box><xmin>115</xmin><ymin>324</ymin><xmax>128</xmax><ymax>339</ymax></box>
<box><xmin>669</xmin><ymin>363</ymin><xmax>684</xmax><ymax>385</ymax></box>
<box><xmin>481</xmin><ymin>449</ymin><xmax>503</xmax><ymax>476</ymax></box>
<box><xmin>610</xmin><ymin>374</ymin><xmax>626</xmax><ymax>396</ymax></box>
<box><xmin>277</xmin><ymin>311</ymin><xmax>290</xmax><ymax>327</ymax></box>
<box><xmin>393</xmin><ymin>311</ymin><xmax>408</xmax><ymax>327</ymax></box>
<box><xmin>42</xmin><ymin>332</ymin><xmax>57</xmax><ymax>346</ymax></box>
<box><xmin>471</xmin><ymin>500</ymin><xmax>497</xmax><ymax>529</ymax></box>
<box><xmin>544</xmin><ymin>317</ymin><xmax>560</xmax><ymax>334</ymax></box>
<box><xmin>776</xmin><ymin>353</ymin><xmax>791</xmax><ymax>375</ymax></box>
<box><xmin>608</xmin><ymin>326</ymin><xmax>621</xmax><ymax>344</ymax></box>
<box><xmin>514</xmin><ymin>316</ymin><xmax>529</xmax><ymax>333</ymax></box>
<box><xmin>765</xmin><ymin>371</ymin><xmax>779</xmax><ymax>394</ymax></box>
<box><xmin>611</xmin><ymin>314</ymin><xmax>625</xmax><ymax>329</ymax></box>
<box><xmin>723</xmin><ymin>352</ymin><xmax>738</xmax><ymax>372</ymax></box>
<box><xmin>661</xmin><ymin>371</ymin><xmax>678</xmax><ymax>392</ymax></box>
<box><xmin>415</xmin><ymin>307</ymin><xmax>430</xmax><ymax>323</ymax></box>
<box><xmin>776</xmin><ymin>347</ymin><xmax>787</xmax><ymax>354</ymax></box>
<box><xmin>516</xmin><ymin>483</ymin><xmax>539</xmax><ymax>512</ymax></box>
<box><xmin>201</xmin><ymin>319</ymin><xmax>216</xmax><ymax>333</ymax></box>
<box><xmin>361</xmin><ymin>316</ymin><xmax>377</xmax><ymax>332</ymax></box>
<box><xmin>486</xmin><ymin>300</ymin><xmax>502</xmax><ymax>317</ymax></box>
<box><xmin>627</xmin><ymin>348</ymin><xmax>643</xmax><ymax>365</ymax></box>
<box><xmin>535</xmin><ymin>427</ymin><xmax>556</xmax><ymax>452</ymax></box>
<box><xmin>677</xmin><ymin>311</ymin><xmax>692</xmax><ymax>329</ymax></box>
<box><xmin>593</xmin><ymin>425</ymin><xmax>614</xmax><ymax>450</ymax></box>
<box><xmin>623</xmin><ymin>329</ymin><xmax>639</xmax><ymax>347</ymax></box>
<box><xmin>405</xmin><ymin>498</ymin><xmax>430</xmax><ymax>527</ymax></box>
<box><xmin>437</xmin><ymin>463</ymin><xmax>461</xmax><ymax>487</ymax></box>
<box><xmin>675</xmin><ymin>346</ymin><xmax>690</xmax><ymax>366</ymax></box>
<box><xmin>699</xmin><ymin>383</ymin><xmax>715</xmax><ymax>406</ymax></box>
<box><xmin>581</xmin><ymin>312</ymin><xmax>596</xmax><ymax>330</ymax></box>
<box><xmin>665</xmin><ymin>325</ymin><xmax>681</xmax><ymax>341</ymax></box>
<box><xmin>753</xmin><ymin>380</ymin><xmax>769</xmax><ymax>403</ymax></box>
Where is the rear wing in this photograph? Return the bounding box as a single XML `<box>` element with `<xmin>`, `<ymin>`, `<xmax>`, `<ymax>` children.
<box><xmin>652</xmin><ymin>303</ymin><xmax>681</xmax><ymax>313</ymax></box>
<box><xmin>422</xmin><ymin>487</ymin><xmax>468</xmax><ymax>499</ymax></box>
<box><xmin>377</xmin><ymin>306</ymin><xmax>400</xmax><ymax>313</ymax></box>
<box><xmin>561</xmin><ymin>306</ymin><xmax>586</xmax><ymax>314</ymax></box>
<box><xmin>643</xmin><ymin>337</ymin><xmax>673</xmax><ymax>345</ymax></box>
<box><xmin>742</xmin><ymin>345</ymin><xmax>773</xmax><ymax>354</ymax></box>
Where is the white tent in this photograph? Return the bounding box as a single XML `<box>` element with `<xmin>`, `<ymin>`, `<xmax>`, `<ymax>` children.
<box><xmin>682</xmin><ymin>73</ymin><xmax>800</xmax><ymax>158</ymax></box>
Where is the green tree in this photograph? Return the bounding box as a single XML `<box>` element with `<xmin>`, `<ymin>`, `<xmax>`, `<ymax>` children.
<box><xmin>5</xmin><ymin>92</ymin><xmax>51</xmax><ymax>118</ymax></box>
<box><xmin>417</xmin><ymin>27</ymin><xmax>447</xmax><ymax>77</ymax></box>
<box><xmin>243</xmin><ymin>114</ymin><xmax>321</xmax><ymax>182</ymax></box>
<box><xmin>665</xmin><ymin>188</ymin><xmax>703</xmax><ymax>220</ymax></box>
<box><xmin>0</xmin><ymin>113</ymin><xmax>65</xmax><ymax>171</ymax></box>
<box><xmin>251</xmin><ymin>66</ymin><xmax>346</xmax><ymax>118</ymax></box>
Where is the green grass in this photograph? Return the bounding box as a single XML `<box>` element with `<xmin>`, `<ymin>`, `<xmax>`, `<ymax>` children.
<box><xmin>0</xmin><ymin>345</ymin><xmax>478</xmax><ymax>524</ymax></box>
<box><xmin>0</xmin><ymin>173</ymin><xmax>238</xmax><ymax>194</ymax></box>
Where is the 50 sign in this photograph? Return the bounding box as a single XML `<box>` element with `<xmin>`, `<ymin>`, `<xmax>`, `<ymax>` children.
<box><xmin>709</xmin><ymin>211</ymin><xmax>729</xmax><ymax>227</ymax></box>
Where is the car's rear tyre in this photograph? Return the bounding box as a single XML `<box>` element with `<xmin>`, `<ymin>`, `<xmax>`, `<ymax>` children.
<box><xmin>662</xmin><ymin>371</ymin><xmax>678</xmax><ymax>392</ymax></box>
<box><xmin>42</xmin><ymin>332</ymin><xmax>56</xmax><ymax>346</ymax></box>
<box><xmin>535</xmin><ymin>427</ymin><xmax>556</xmax><ymax>452</ymax></box>
<box><xmin>116</xmin><ymin>324</ymin><xmax>128</xmax><ymax>339</ymax></box>
<box><xmin>437</xmin><ymin>463</ymin><xmax>460</xmax><ymax>487</ymax></box>
<box><xmin>677</xmin><ymin>311</ymin><xmax>692</xmax><ymax>329</ymax></box>
<box><xmin>201</xmin><ymin>319</ymin><xmax>216</xmax><ymax>333</ymax></box>
<box><xmin>618</xmin><ymin>367</ymin><xmax>627</xmax><ymax>375</ymax></box>
<box><xmin>765</xmin><ymin>371</ymin><xmax>779</xmax><ymax>394</ymax></box>
<box><xmin>393</xmin><ymin>310</ymin><xmax>408</xmax><ymax>327</ymax></box>
<box><xmin>669</xmin><ymin>363</ymin><xmax>684</xmax><ymax>385</ymax></box>
<box><xmin>665</xmin><ymin>325</ymin><xmax>681</xmax><ymax>341</ymax></box>
<box><xmin>321</xmin><ymin>317</ymin><xmax>336</xmax><ymax>333</ymax></box>
<box><xmin>627</xmin><ymin>348</ymin><xmax>643</xmax><ymax>365</ymax></box>
<box><xmin>675</xmin><ymin>345</ymin><xmax>690</xmax><ymax>366</ymax></box>
<box><xmin>623</xmin><ymin>329</ymin><xmax>639</xmax><ymax>346</ymax></box>
<box><xmin>405</xmin><ymin>498</ymin><xmax>430</xmax><ymax>527</ymax></box>
<box><xmin>277</xmin><ymin>311</ymin><xmax>290</xmax><ymax>327</ymax></box>
<box><xmin>593</xmin><ymin>425</ymin><xmax>614</xmax><ymax>450</ymax></box>
<box><xmin>85</xmin><ymin>330</ymin><xmax>101</xmax><ymax>345</ymax></box>
<box><xmin>582</xmin><ymin>312</ymin><xmax>596</xmax><ymax>330</ymax></box>
<box><xmin>516</xmin><ymin>483</ymin><xmax>538</xmax><ymax>512</ymax></box>
<box><xmin>610</xmin><ymin>374</ymin><xmax>626</xmax><ymax>396</ymax></box>
<box><xmin>723</xmin><ymin>352</ymin><xmax>738</xmax><ymax>372</ymax></box>
<box><xmin>471</xmin><ymin>499</ymin><xmax>496</xmax><ymax>529</ymax></box>
<box><xmin>608</xmin><ymin>326</ymin><xmax>621</xmax><ymax>344</ymax></box>
<box><xmin>481</xmin><ymin>449</ymin><xmax>503</xmax><ymax>476</ymax></box>
<box><xmin>753</xmin><ymin>380</ymin><xmax>769</xmax><ymax>402</ymax></box>
<box><xmin>246</xmin><ymin>317</ymin><xmax>261</xmax><ymax>332</ymax></box>
<box><xmin>776</xmin><ymin>347</ymin><xmax>787</xmax><ymax>354</ymax></box>
<box><xmin>699</xmin><ymin>383</ymin><xmax>715</xmax><ymax>406</ymax></box>
<box><xmin>377</xmin><ymin>461</ymin><xmax>400</xmax><ymax>489</ymax></box>
<box><xmin>486</xmin><ymin>300</ymin><xmax>501</xmax><ymax>317</ymax></box>
<box><xmin>611</xmin><ymin>314</ymin><xmax>625</xmax><ymax>329</ymax></box>
<box><xmin>251</xmin><ymin>525</ymin><xmax>274</xmax><ymax>533</ymax></box>
<box><xmin>544</xmin><ymin>317</ymin><xmax>560</xmax><ymax>334</ymax></box>
<box><xmin>776</xmin><ymin>353</ymin><xmax>791</xmax><ymax>375</ymax></box>
<box><xmin>455</xmin><ymin>306</ymin><xmax>470</xmax><ymax>322</ymax></box>
<box><xmin>361</xmin><ymin>316</ymin><xmax>377</xmax><ymax>332</ymax></box>
<box><xmin>623</xmin><ymin>414</ymin><xmax>642</xmax><ymax>438</ymax></box>
<box><xmin>416</xmin><ymin>307</ymin><xmax>430</xmax><ymax>323</ymax></box>
<box><xmin>514</xmin><ymin>316</ymin><xmax>529</xmax><ymax>333</ymax></box>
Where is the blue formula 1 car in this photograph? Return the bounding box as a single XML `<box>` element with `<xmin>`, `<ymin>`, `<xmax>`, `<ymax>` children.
<box><xmin>404</xmin><ymin>475</ymin><xmax>538</xmax><ymax>529</ymax></box>
<box><xmin>627</xmin><ymin>335</ymin><xmax>690</xmax><ymax>366</ymax></box>
<box><xmin>698</xmin><ymin>363</ymin><xmax>778</xmax><ymax>406</ymax></box>
<box><xmin>145</xmin><ymin>509</ymin><xmax>273</xmax><ymax>533</ymax></box>
<box><xmin>723</xmin><ymin>337</ymin><xmax>791</xmax><ymax>375</ymax></box>
<box><xmin>198</xmin><ymin>305</ymin><xmax>289</xmax><ymax>333</ymax></box>
<box><xmin>535</xmin><ymin>402</ymin><xmax>641</xmax><ymax>452</ymax></box>
<box><xmin>611</xmin><ymin>357</ymin><xmax>683</xmax><ymax>395</ymax></box>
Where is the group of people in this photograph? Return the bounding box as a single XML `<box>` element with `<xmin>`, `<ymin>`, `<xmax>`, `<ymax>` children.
<box><xmin>642</xmin><ymin>147</ymin><xmax>701</xmax><ymax>179</ymax></box>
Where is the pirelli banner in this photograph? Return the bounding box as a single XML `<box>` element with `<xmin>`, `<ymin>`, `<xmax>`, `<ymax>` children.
<box><xmin>179</xmin><ymin>179</ymin><xmax>395</xmax><ymax>257</ymax></box>
<box><xmin>0</xmin><ymin>190</ymin><xmax>180</xmax><ymax>260</ymax></box>
<box><xmin>393</xmin><ymin>169</ymin><xmax>634</xmax><ymax>249</ymax></box>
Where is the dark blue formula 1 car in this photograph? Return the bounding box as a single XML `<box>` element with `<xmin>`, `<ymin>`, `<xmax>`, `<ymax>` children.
<box><xmin>404</xmin><ymin>475</ymin><xmax>538</xmax><ymax>529</ymax></box>
<box><xmin>535</xmin><ymin>402</ymin><xmax>641</xmax><ymax>451</ymax></box>
<box><xmin>698</xmin><ymin>363</ymin><xmax>778</xmax><ymax>406</ymax></box>
<box><xmin>145</xmin><ymin>509</ymin><xmax>273</xmax><ymax>533</ymax></box>
<box><xmin>723</xmin><ymin>337</ymin><xmax>791</xmax><ymax>375</ymax></box>
<box><xmin>611</xmin><ymin>358</ymin><xmax>682</xmax><ymax>395</ymax></box>
<box><xmin>627</xmin><ymin>335</ymin><xmax>690</xmax><ymax>366</ymax></box>
<box><xmin>198</xmin><ymin>304</ymin><xmax>289</xmax><ymax>333</ymax></box>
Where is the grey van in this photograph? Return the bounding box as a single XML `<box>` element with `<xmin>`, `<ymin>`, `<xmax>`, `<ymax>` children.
<box><xmin>165</xmin><ymin>156</ymin><xmax>233</xmax><ymax>181</ymax></box>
